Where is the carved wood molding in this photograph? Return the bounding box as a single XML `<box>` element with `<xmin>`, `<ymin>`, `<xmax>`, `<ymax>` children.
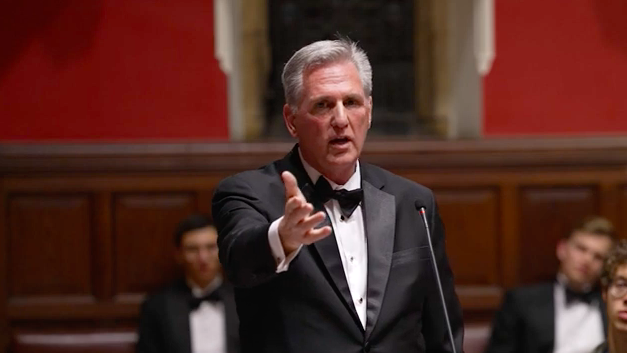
<box><xmin>2</xmin><ymin>137</ymin><xmax>627</xmax><ymax>173</ymax></box>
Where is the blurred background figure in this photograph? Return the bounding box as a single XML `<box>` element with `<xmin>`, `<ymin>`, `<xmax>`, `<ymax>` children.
<box><xmin>137</xmin><ymin>214</ymin><xmax>239</xmax><ymax>353</ymax></box>
<box><xmin>486</xmin><ymin>216</ymin><xmax>616</xmax><ymax>353</ymax></box>
<box><xmin>594</xmin><ymin>239</ymin><xmax>627</xmax><ymax>353</ymax></box>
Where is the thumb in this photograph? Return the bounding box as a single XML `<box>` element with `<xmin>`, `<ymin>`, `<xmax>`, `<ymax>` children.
<box><xmin>281</xmin><ymin>171</ymin><xmax>303</xmax><ymax>199</ymax></box>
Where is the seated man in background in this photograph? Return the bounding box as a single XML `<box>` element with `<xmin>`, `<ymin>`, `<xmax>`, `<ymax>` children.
<box><xmin>137</xmin><ymin>214</ymin><xmax>239</xmax><ymax>353</ymax></box>
<box><xmin>486</xmin><ymin>216</ymin><xmax>616</xmax><ymax>353</ymax></box>
<box><xmin>593</xmin><ymin>239</ymin><xmax>627</xmax><ymax>353</ymax></box>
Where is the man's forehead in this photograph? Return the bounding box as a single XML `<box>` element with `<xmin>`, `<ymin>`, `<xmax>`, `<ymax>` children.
<box><xmin>182</xmin><ymin>226</ymin><xmax>217</xmax><ymax>242</ymax></box>
<box><xmin>303</xmin><ymin>65</ymin><xmax>365</xmax><ymax>95</ymax></box>
<box><xmin>570</xmin><ymin>231</ymin><xmax>612</xmax><ymax>245</ymax></box>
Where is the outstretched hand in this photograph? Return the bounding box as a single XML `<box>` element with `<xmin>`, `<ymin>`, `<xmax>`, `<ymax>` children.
<box><xmin>278</xmin><ymin>171</ymin><xmax>332</xmax><ymax>253</ymax></box>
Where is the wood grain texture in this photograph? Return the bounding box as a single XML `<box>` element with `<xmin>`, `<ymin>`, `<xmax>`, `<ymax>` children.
<box><xmin>8</xmin><ymin>194</ymin><xmax>93</xmax><ymax>298</ymax></box>
<box><xmin>1</xmin><ymin>137</ymin><xmax>627</xmax><ymax>342</ymax></box>
<box><xmin>434</xmin><ymin>188</ymin><xmax>499</xmax><ymax>285</ymax></box>
<box><xmin>518</xmin><ymin>186</ymin><xmax>599</xmax><ymax>283</ymax></box>
<box><xmin>113</xmin><ymin>193</ymin><xmax>196</xmax><ymax>295</ymax></box>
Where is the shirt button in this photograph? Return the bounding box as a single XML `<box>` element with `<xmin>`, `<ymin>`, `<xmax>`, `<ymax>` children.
<box><xmin>340</xmin><ymin>215</ymin><xmax>346</xmax><ymax>221</ymax></box>
<box><xmin>350</xmin><ymin>256</ymin><xmax>354</xmax><ymax>262</ymax></box>
<box><xmin>359</xmin><ymin>298</ymin><xmax>363</xmax><ymax>304</ymax></box>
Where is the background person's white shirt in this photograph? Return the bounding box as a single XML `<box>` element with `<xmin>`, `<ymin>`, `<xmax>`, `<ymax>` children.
<box><xmin>553</xmin><ymin>280</ymin><xmax>604</xmax><ymax>353</ymax></box>
<box><xmin>189</xmin><ymin>277</ymin><xmax>227</xmax><ymax>353</ymax></box>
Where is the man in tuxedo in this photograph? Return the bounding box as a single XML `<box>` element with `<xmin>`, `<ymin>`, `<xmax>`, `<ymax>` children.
<box><xmin>486</xmin><ymin>216</ymin><xmax>615</xmax><ymax>353</ymax></box>
<box><xmin>212</xmin><ymin>38</ymin><xmax>463</xmax><ymax>353</ymax></box>
<box><xmin>136</xmin><ymin>214</ymin><xmax>239</xmax><ymax>353</ymax></box>
<box><xmin>593</xmin><ymin>240</ymin><xmax>627</xmax><ymax>353</ymax></box>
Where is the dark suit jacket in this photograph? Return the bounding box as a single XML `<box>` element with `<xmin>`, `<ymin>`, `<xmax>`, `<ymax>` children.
<box><xmin>485</xmin><ymin>282</ymin><xmax>607</xmax><ymax>353</ymax></box>
<box><xmin>211</xmin><ymin>146</ymin><xmax>464</xmax><ymax>353</ymax></box>
<box><xmin>136</xmin><ymin>278</ymin><xmax>239</xmax><ymax>353</ymax></box>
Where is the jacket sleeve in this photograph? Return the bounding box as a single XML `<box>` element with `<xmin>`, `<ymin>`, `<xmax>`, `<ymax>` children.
<box><xmin>212</xmin><ymin>174</ymin><xmax>280</xmax><ymax>288</ymax></box>
<box><xmin>422</xmin><ymin>194</ymin><xmax>465</xmax><ymax>353</ymax></box>
<box><xmin>484</xmin><ymin>290</ymin><xmax>523</xmax><ymax>353</ymax></box>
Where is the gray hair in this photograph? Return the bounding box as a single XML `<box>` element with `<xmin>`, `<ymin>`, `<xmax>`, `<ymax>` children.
<box><xmin>281</xmin><ymin>38</ymin><xmax>372</xmax><ymax>112</ymax></box>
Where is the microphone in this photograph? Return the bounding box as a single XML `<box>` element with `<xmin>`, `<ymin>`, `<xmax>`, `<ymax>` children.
<box><xmin>415</xmin><ymin>201</ymin><xmax>458</xmax><ymax>353</ymax></box>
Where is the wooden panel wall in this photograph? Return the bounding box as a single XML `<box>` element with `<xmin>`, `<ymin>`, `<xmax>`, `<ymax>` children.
<box><xmin>1</xmin><ymin>138</ymin><xmax>627</xmax><ymax>349</ymax></box>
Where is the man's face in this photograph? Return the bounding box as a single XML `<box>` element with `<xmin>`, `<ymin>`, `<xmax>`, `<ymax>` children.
<box><xmin>604</xmin><ymin>265</ymin><xmax>627</xmax><ymax>333</ymax></box>
<box><xmin>283</xmin><ymin>60</ymin><xmax>372</xmax><ymax>183</ymax></box>
<box><xmin>557</xmin><ymin>231</ymin><xmax>613</xmax><ymax>290</ymax></box>
<box><xmin>176</xmin><ymin>226</ymin><xmax>221</xmax><ymax>288</ymax></box>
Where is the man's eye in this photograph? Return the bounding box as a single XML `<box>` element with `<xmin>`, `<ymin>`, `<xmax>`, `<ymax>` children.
<box><xmin>314</xmin><ymin>101</ymin><xmax>327</xmax><ymax>109</ymax></box>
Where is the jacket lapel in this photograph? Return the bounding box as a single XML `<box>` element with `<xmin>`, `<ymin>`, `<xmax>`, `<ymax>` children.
<box><xmin>280</xmin><ymin>146</ymin><xmax>362</xmax><ymax>330</ymax></box>
<box><xmin>170</xmin><ymin>280</ymin><xmax>193</xmax><ymax>353</ymax></box>
<box><xmin>536</xmin><ymin>284</ymin><xmax>555</xmax><ymax>353</ymax></box>
<box><xmin>219</xmin><ymin>284</ymin><xmax>240</xmax><ymax>353</ymax></box>
<box><xmin>597</xmin><ymin>290</ymin><xmax>608</xmax><ymax>335</ymax></box>
<box><xmin>362</xmin><ymin>179</ymin><xmax>395</xmax><ymax>339</ymax></box>
<box><xmin>311</xmin><ymin>208</ymin><xmax>362</xmax><ymax>328</ymax></box>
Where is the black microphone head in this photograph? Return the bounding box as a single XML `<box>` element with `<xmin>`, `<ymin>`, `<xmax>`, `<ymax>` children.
<box><xmin>414</xmin><ymin>201</ymin><xmax>426</xmax><ymax>211</ymax></box>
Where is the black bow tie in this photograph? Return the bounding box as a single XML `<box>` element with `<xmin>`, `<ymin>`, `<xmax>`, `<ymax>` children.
<box><xmin>189</xmin><ymin>290</ymin><xmax>222</xmax><ymax>310</ymax></box>
<box><xmin>314</xmin><ymin>177</ymin><xmax>363</xmax><ymax>219</ymax></box>
<box><xmin>565</xmin><ymin>287</ymin><xmax>596</xmax><ymax>305</ymax></box>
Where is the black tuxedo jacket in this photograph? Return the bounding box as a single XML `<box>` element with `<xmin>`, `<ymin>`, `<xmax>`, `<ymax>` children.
<box><xmin>136</xmin><ymin>278</ymin><xmax>239</xmax><ymax>353</ymax></box>
<box><xmin>485</xmin><ymin>282</ymin><xmax>608</xmax><ymax>353</ymax></box>
<box><xmin>211</xmin><ymin>146</ymin><xmax>463</xmax><ymax>353</ymax></box>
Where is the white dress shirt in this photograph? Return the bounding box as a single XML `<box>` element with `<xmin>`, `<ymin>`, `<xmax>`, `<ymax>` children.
<box><xmin>553</xmin><ymin>276</ymin><xmax>604</xmax><ymax>353</ymax></box>
<box><xmin>268</xmin><ymin>152</ymin><xmax>368</xmax><ymax>328</ymax></box>
<box><xmin>188</xmin><ymin>277</ymin><xmax>227</xmax><ymax>353</ymax></box>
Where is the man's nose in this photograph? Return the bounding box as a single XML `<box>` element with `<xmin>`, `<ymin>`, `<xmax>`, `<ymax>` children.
<box><xmin>197</xmin><ymin>249</ymin><xmax>210</xmax><ymax>262</ymax></box>
<box><xmin>331</xmin><ymin>102</ymin><xmax>349</xmax><ymax>128</ymax></box>
<box><xmin>581</xmin><ymin>252</ymin><xmax>595</xmax><ymax>267</ymax></box>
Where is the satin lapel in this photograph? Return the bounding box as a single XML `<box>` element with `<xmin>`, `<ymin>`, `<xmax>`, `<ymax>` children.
<box><xmin>597</xmin><ymin>290</ymin><xmax>608</xmax><ymax>335</ymax></box>
<box><xmin>220</xmin><ymin>285</ymin><xmax>240</xmax><ymax>353</ymax></box>
<box><xmin>537</xmin><ymin>285</ymin><xmax>556</xmax><ymax>352</ymax></box>
<box><xmin>362</xmin><ymin>180</ymin><xmax>395</xmax><ymax>339</ymax></box>
<box><xmin>282</xmin><ymin>146</ymin><xmax>362</xmax><ymax>330</ymax></box>
<box><xmin>170</xmin><ymin>282</ymin><xmax>193</xmax><ymax>353</ymax></box>
<box><xmin>310</xmin><ymin>195</ymin><xmax>362</xmax><ymax>330</ymax></box>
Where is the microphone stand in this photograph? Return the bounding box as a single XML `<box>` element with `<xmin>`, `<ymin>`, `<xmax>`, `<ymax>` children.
<box><xmin>417</xmin><ymin>202</ymin><xmax>458</xmax><ymax>353</ymax></box>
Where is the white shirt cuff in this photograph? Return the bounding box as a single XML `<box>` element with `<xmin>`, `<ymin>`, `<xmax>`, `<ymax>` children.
<box><xmin>268</xmin><ymin>216</ymin><xmax>302</xmax><ymax>273</ymax></box>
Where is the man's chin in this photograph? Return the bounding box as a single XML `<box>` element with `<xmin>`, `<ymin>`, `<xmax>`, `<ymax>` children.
<box><xmin>327</xmin><ymin>149</ymin><xmax>358</xmax><ymax>164</ymax></box>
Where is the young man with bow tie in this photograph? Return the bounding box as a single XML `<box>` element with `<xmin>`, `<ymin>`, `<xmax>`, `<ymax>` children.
<box><xmin>212</xmin><ymin>38</ymin><xmax>463</xmax><ymax>353</ymax></box>
<box><xmin>486</xmin><ymin>216</ymin><xmax>615</xmax><ymax>353</ymax></box>
<box><xmin>137</xmin><ymin>214</ymin><xmax>239</xmax><ymax>353</ymax></box>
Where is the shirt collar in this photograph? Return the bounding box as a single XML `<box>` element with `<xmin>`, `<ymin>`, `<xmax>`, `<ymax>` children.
<box><xmin>298</xmin><ymin>148</ymin><xmax>361</xmax><ymax>191</ymax></box>
<box><xmin>187</xmin><ymin>276</ymin><xmax>222</xmax><ymax>298</ymax></box>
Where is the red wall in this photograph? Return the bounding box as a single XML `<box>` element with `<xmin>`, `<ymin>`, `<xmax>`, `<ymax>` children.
<box><xmin>484</xmin><ymin>0</ymin><xmax>627</xmax><ymax>136</ymax></box>
<box><xmin>3</xmin><ymin>1</ymin><xmax>626</xmax><ymax>140</ymax></box>
<box><xmin>0</xmin><ymin>0</ymin><xmax>229</xmax><ymax>141</ymax></box>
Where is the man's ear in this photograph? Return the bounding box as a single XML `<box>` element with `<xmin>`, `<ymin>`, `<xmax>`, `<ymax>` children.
<box><xmin>283</xmin><ymin>104</ymin><xmax>298</xmax><ymax>138</ymax></box>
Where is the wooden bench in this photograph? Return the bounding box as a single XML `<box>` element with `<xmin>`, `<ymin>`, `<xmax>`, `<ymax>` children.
<box><xmin>10</xmin><ymin>329</ymin><xmax>137</xmax><ymax>353</ymax></box>
<box><xmin>10</xmin><ymin>322</ymin><xmax>490</xmax><ymax>353</ymax></box>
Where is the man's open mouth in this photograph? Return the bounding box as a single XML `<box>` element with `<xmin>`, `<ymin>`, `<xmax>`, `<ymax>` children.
<box><xmin>330</xmin><ymin>137</ymin><xmax>350</xmax><ymax>145</ymax></box>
